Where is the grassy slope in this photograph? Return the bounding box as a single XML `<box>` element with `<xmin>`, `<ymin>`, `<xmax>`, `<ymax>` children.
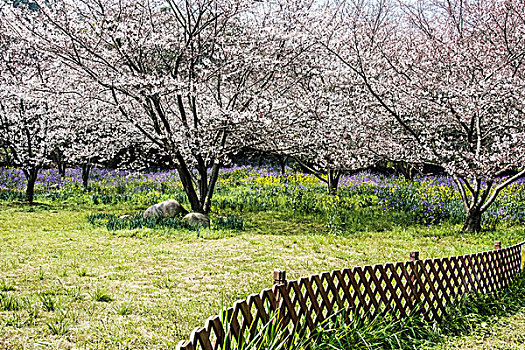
<box><xmin>1</xmin><ymin>202</ymin><xmax>524</xmax><ymax>349</ymax></box>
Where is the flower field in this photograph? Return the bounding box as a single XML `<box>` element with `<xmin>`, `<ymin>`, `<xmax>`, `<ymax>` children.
<box><xmin>2</xmin><ymin>166</ymin><xmax>525</xmax><ymax>231</ymax></box>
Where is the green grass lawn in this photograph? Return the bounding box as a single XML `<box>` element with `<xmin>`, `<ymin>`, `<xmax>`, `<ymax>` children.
<box><xmin>435</xmin><ymin>310</ymin><xmax>525</xmax><ymax>350</ymax></box>
<box><xmin>1</xmin><ymin>201</ymin><xmax>525</xmax><ymax>349</ymax></box>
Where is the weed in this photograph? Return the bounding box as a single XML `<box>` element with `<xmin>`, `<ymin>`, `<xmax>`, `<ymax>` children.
<box><xmin>26</xmin><ymin>304</ymin><xmax>40</xmax><ymax>325</ymax></box>
<box><xmin>305</xmin><ymin>308</ymin><xmax>438</xmax><ymax>350</ymax></box>
<box><xmin>155</xmin><ymin>274</ymin><xmax>179</xmax><ymax>290</ymax></box>
<box><xmin>65</xmin><ymin>286</ymin><xmax>83</xmax><ymax>301</ymax></box>
<box><xmin>0</xmin><ymin>292</ymin><xmax>22</xmax><ymax>311</ymax></box>
<box><xmin>91</xmin><ymin>287</ymin><xmax>112</xmax><ymax>302</ymax></box>
<box><xmin>4</xmin><ymin>312</ymin><xmax>27</xmax><ymax>328</ymax></box>
<box><xmin>76</xmin><ymin>267</ymin><xmax>88</xmax><ymax>277</ymax></box>
<box><xmin>37</xmin><ymin>266</ymin><xmax>44</xmax><ymax>281</ymax></box>
<box><xmin>2</xmin><ymin>299</ymin><xmax>39</xmax><ymax>328</ymax></box>
<box><xmin>439</xmin><ymin>271</ymin><xmax>525</xmax><ymax>337</ymax></box>
<box><xmin>39</xmin><ymin>292</ymin><xmax>58</xmax><ymax>312</ymax></box>
<box><xmin>87</xmin><ymin>212</ymin><xmax>243</xmax><ymax>232</ymax></box>
<box><xmin>46</xmin><ymin>310</ymin><xmax>71</xmax><ymax>335</ymax></box>
<box><xmin>0</xmin><ymin>279</ymin><xmax>15</xmax><ymax>292</ymax></box>
<box><xmin>112</xmin><ymin>301</ymin><xmax>133</xmax><ymax>316</ymax></box>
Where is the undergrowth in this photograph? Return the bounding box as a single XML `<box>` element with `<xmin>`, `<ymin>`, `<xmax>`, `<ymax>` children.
<box><xmin>87</xmin><ymin>212</ymin><xmax>244</xmax><ymax>231</ymax></box>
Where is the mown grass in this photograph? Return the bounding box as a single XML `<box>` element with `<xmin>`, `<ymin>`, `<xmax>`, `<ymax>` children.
<box><xmin>1</xmin><ymin>199</ymin><xmax>524</xmax><ymax>349</ymax></box>
<box><xmin>435</xmin><ymin>311</ymin><xmax>525</xmax><ymax>349</ymax></box>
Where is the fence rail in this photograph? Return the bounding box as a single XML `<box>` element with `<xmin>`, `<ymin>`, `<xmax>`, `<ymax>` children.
<box><xmin>177</xmin><ymin>241</ymin><xmax>524</xmax><ymax>350</ymax></box>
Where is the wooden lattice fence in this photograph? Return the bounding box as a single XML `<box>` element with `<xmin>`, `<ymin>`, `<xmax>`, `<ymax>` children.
<box><xmin>177</xmin><ymin>241</ymin><xmax>524</xmax><ymax>350</ymax></box>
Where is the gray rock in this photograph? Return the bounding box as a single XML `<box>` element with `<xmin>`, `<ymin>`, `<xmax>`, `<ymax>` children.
<box><xmin>119</xmin><ymin>215</ymin><xmax>132</xmax><ymax>219</ymax></box>
<box><xmin>183</xmin><ymin>212</ymin><xmax>210</xmax><ymax>228</ymax></box>
<box><xmin>143</xmin><ymin>200</ymin><xmax>188</xmax><ymax>219</ymax></box>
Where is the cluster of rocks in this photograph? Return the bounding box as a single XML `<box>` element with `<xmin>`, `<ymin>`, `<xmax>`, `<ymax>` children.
<box><xmin>142</xmin><ymin>199</ymin><xmax>210</xmax><ymax>228</ymax></box>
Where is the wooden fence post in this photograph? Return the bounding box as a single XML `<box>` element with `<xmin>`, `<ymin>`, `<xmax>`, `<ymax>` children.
<box><xmin>494</xmin><ymin>241</ymin><xmax>503</xmax><ymax>288</ymax></box>
<box><xmin>410</xmin><ymin>251</ymin><xmax>420</xmax><ymax>261</ymax></box>
<box><xmin>409</xmin><ymin>251</ymin><xmax>420</xmax><ymax>310</ymax></box>
<box><xmin>273</xmin><ymin>269</ymin><xmax>287</xmax><ymax>326</ymax></box>
<box><xmin>273</xmin><ymin>269</ymin><xmax>286</xmax><ymax>301</ymax></box>
<box><xmin>273</xmin><ymin>269</ymin><xmax>287</xmax><ymax>287</ymax></box>
<box><xmin>273</xmin><ymin>269</ymin><xmax>286</xmax><ymax>305</ymax></box>
<box><xmin>521</xmin><ymin>244</ymin><xmax>524</xmax><ymax>271</ymax></box>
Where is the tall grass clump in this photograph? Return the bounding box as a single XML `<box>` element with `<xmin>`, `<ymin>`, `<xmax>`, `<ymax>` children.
<box><xmin>0</xmin><ymin>292</ymin><xmax>23</xmax><ymax>311</ymax></box>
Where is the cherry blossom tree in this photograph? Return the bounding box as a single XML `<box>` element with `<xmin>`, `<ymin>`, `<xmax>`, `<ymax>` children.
<box><xmin>320</xmin><ymin>0</ymin><xmax>525</xmax><ymax>231</ymax></box>
<box><xmin>267</xmin><ymin>65</ymin><xmax>376</xmax><ymax>195</ymax></box>
<box><xmin>0</xmin><ymin>15</ymin><xmax>63</xmax><ymax>203</ymax></box>
<box><xmin>7</xmin><ymin>0</ymin><xmax>314</xmax><ymax>214</ymax></box>
<box><xmin>1</xmin><ymin>4</ymin><xmax>141</xmax><ymax>197</ymax></box>
<box><xmin>54</xmin><ymin>85</ymin><xmax>148</xmax><ymax>189</ymax></box>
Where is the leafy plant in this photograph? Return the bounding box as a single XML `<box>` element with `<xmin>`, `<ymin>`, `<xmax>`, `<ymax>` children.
<box><xmin>0</xmin><ymin>279</ymin><xmax>15</xmax><ymax>292</ymax></box>
<box><xmin>39</xmin><ymin>292</ymin><xmax>59</xmax><ymax>312</ymax></box>
<box><xmin>37</xmin><ymin>266</ymin><xmax>45</xmax><ymax>280</ymax></box>
<box><xmin>91</xmin><ymin>287</ymin><xmax>112</xmax><ymax>302</ymax></box>
<box><xmin>0</xmin><ymin>292</ymin><xmax>22</xmax><ymax>311</ymax></box>
<box><xmin>46</xmin><ymin>310</ymin><xmax>72</xmax><ymax>335</ymax></box>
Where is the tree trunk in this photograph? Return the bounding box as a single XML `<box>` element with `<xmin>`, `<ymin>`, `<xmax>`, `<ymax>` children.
<box><xmin>58</xmin><ymin>164</ymin><xmax>66</xmax><ymax>178</ymax></box>
<box><xmin>171</xmin><ymin>129</ymin><xmax>227</xmax><ymax>214</ymax></box>
<box><xmin>402</xmin><ymin>165</ymin><xmax>415</xmax><ymax>181</ymax></box>
<box><xmin>202</xmin><ymin>161</ymin><xmax>221</xmax><ymax>214</ymax></box>
<box><xmin>81</xmin><ymin>163</ymin><xmax>91</xmax><ymax>190</ymax></box>
<box><xmin>24</xmin><ymin>167</ymin><xmax>39</xmax><ymax>204</ymax></box>
<box><xmin>396</xmin><ymin>162</ymin><xmax>415</xmax><ymax>181</ymax></box>
<box><xmin>278</xmin><ymin>155</ymin><xmax>288</xmax><ymax>175</ymax></box>
<box><xmin>52</xmin><ymin>150</ymin><xmax>66</xmax><ymax>178</ymax></box>
<box><xmin>57</xmin><ymin>153</ymin><xmax>66</xmax><ymax>178</ymax></box>
<box><xmin>462</xmin><ymin>208</ymin><xmax>482</xmax><ymax>232</ymax></box>
<box><xmin>174</xmin><ymin>152</ymin><xmax>205</xmax><ymax>213</ymax></box>
<box><xmin>327</xmin><ymin>170</ymin><xmax>341</xmax><ymax>195</ymax></box>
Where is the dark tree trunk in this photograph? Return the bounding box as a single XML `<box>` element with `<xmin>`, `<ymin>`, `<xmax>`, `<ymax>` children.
<box><xmin>174</xmin><ymin>152</ymin><xmax>205</xmax><ymax>214</ymax></box>
<box><xmin>396</xmin><ymin>162</ymin><xmax>416</xmax><ymax>181</ymax></box>
<box><xmin>58</xmin><ymin>165</ymin><xmax>66</xmax><ymax>178</ymax></box>
<box><xmin>81</xmin><ymin>163</ymin><xmax>91</xmax><ymax>190</ymax></box>
<box><xmin>174</xmin><ymin>155</ymin><xmax>223</xmax><ymax>215</ymax></box>
<box><xmin>202</xmin><ymin>161</ymin><xmax>221</xmax><ymax>214</ymax></box>
<box><xmin>462</xmin><ymin>208</ymin><xmax>482</xmax><ymax>232</ymax></box>
<box><xmin>57</xmin><ymin>154</ymin><xmax>66</xmax><ymax>178</ymax></box>
<box><xmin>327</xmin><ymin>170</ymin><xmax>341</xmax><ymax>195</ymax></box>
<box><xmin>278</xmin><ymin>155</ymin><xmax>288</xmax><ymax>175</ymax></box>
<box><xmin>402</xmin><ymin>165</ymin><xmax>415</xmax><ymax>181</ymax></box>
<box><xmin>23</xmin><ymin>167</ymin><xmax>39</xmax><ymax>204</ymax></box>
<box><xmin>52</xmin><ymin>150</ymin><xmax>66</xmax><ymax>178</ymax></box>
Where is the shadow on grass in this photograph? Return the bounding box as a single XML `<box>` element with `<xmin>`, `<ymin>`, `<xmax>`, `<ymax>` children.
<box><xmin>1</xmin><ymin>201</ymin><xmax>53</xmax><ymax>210</ymax></box>
<box><xmin>242</xmin><ymin>208</ymin><xmax>458</xmax><ymax>237</ymax></box>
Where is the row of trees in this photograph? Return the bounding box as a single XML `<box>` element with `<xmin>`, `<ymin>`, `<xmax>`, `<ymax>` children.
<box><xmin>1</xmin><ymin>0</ymin><xmax>524</xmax><ymax>232</ymax></box>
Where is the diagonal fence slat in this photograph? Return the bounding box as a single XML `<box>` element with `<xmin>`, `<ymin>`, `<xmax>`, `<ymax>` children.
<box><xmin>177</xmin><ymin>241</ymin><xmax>525</xmax><ymax>350</ymax></box>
